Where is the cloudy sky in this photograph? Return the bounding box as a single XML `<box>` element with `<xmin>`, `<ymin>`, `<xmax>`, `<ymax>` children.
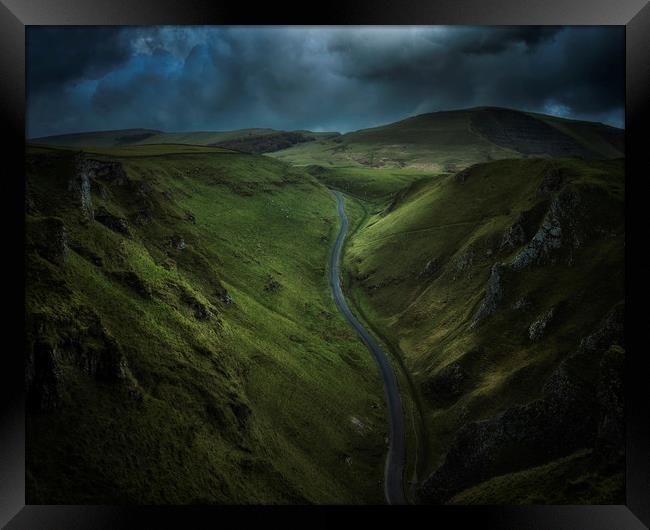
<box><xmin>26</xmin><ymin>26</ymin><xmax>624</xmax><ymax>138</ymax></box>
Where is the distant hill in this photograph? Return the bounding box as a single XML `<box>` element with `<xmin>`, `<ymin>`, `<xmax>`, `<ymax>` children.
<box><xmin>31</xmin><ymin>128</ymin><xmax>340</xmax><ymax>153</ymax></box>
<box><xmin>270</xmin><ymin>107</ymin><xmax>624</xmax><ymax>170</ymax></box>
<box><xmin>30</xmin><ymin>128</ymin><xmax>164</xmax><ymax>148</ymax></box>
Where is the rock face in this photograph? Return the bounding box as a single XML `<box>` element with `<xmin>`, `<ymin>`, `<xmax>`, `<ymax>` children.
<box><xmin>30</xmin><ymin>217</ymin><xmax>69</xmax><ymax>265</ymax></box>
<box><xmin>471</xmin><ymin>263</ymin><xmax>506</xmax><ymax>327</ymax></box>
<box><xmin>500</xmin><ymin>221</ymin><xmax>527</xmax><ymax>250</ymax></box>
<box><xmin>26</xmin><ymin>312</ymin><xmax>129</xmax><ymax>411</ymax></box>
<box><xmin>537</xmin><ymin>166</ymin><xmax>565</xmax><ymax>196</ymax></box>
<box><xmin>170</xmin><ymin>234</ymin><xmax>186</xmax><ymax>250</ymax></box>
<box><xmin>220</xmin><ymin>292</ymin><xmax>234</xmax><ymax>305</ymax></box>
<box><xmin>452</xmin><ymin>248</ymin><xmax>474</xmax><ymax>280</ymax></box>
<box><xmin>596</xmin><ymin>345</ymin><xmax>624</xmax><ymax>456</ymax></box>
<box><xmin>26</xmin><ymin>340</ymin><xmax>64</xmax><ymax>411</ymax></box>
<box><xmin>109</xmin><ymin>270</ymin><xmax>153</xmax><ymax>299</ymax></box>
<box><xmin>95</xmin><ymin>206</ymin><xmax>130</xmax><ymax>236</ymax></box>
<box><xmin>418</xmin><ymin>303</ymin><xmax>624</xmax><ymax>504</ymax></box>
<box><xmin>179</xmin><ymin>288</ymin><xmax>212</xmax><ymax>320</ymax></box>
<box><xmin>67</xmin><ymin>321</ymin><xmax>128</xmax><ymax>381</ymax></box>
<box><xmin>419</xmin><ymin>257</ymin><xmax>441</xmax><ymax>279</ymax></box>
<box><xmin>71</xmin><ymin>156</ymin><xmax>96</xmax><ymax>219</ymax></box>
<box><xmin>25</xmin><ymin>180</ymin><xmax>37</xmax><ymax>214</ymax></box>
<box><xmin>500</xmin><ymin>202</ymin><xmax>548</xmax><ymax>251</ymax></box>
<box><xmin>511</xmin><ymin>187</ymin><xmax>583</xmax><ymax>269</ymax></box>
<box><xmin>77</xmin><ymin>157</ymin><xmax>128</xmax><ymax>185</ymax></box>
<box><xmin>70</xmin><ymin>156</ymin><xmax>129</xmax><ymax>219</ymax></box>
<box><xmin>528</xmin><ymin>307</ymin><xmax>555</xmax><ymax>341</ymax></box>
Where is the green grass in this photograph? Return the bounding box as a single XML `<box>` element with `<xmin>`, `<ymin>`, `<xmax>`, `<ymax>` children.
<box><xmin>270</xmin><ymin>107</ymin><xmax>623</xmax><ymax>170</ymax></box>
<box><xmin>450</xmin><ymin>449</ymin><xmax>624</xmax><ymax>505</ymax></box>
<box><xmin>31</xmin><ymin>129</ymin><xmax>339</xmax><ymax>150</ymax></box>
<box><xmin>26</xmin><ymin>107</ymin><xmax>626</xmax><ymax>505</ymax></box>
<box><xmin>26</xmin><ymin>144</ymin><xmax>387</xmax><ymax>504</ymax></box>
<box><xmin>305</xmin><ymin>165</ymin><xmax>438</xmax><ymax>201</ymax></box>
<box><xmin>336</xmin><ymin>156</ymin><xmax>624</xmax><ymax>502</ymax></box>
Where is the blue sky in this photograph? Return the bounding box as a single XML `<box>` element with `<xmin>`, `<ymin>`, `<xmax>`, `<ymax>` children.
<box><xmin>27</xmin><ymin>26</ymin><xmax>625</xmax><ymax>138</ymax></box>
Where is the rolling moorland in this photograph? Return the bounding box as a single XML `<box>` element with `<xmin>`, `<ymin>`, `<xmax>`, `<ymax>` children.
<box><xmin>27</xmin><ymin>106</ymin><xmax>625</xmax><ymax>504</ymax></box>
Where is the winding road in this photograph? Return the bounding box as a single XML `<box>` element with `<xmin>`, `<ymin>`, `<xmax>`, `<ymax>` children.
<box><xmin>329</xmin><ymin>190</ymin><xmax>407</xmax><ymax>505</ymax></box>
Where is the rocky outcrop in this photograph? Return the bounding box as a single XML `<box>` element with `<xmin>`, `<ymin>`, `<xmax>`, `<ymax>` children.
<box><xmin>66</xmin><ymin>320</ymin><xmax>128</xmax><ymax>381</ymax></box>
<box><xmin>170</xmin><ymin>234</ymin><xmax>186</xmax><ymax>250</ymax></box>
<box><xmin>108</xmin><ymin>270</ymin><xmax>153</xmax><ymax>299</ymax></box>
<box><xmin>452</xmin><ymin>248</ymin><xmax>474</xmax><ymax>280</ymax></box>
<box><xmin>419</xmin><ymin>303</ymin><xmax>624</xmax><ymax>504</ymax></box>
<box><xmin>596</xmin><ymin>345</ymin><xmax>624</xmax><ymax>456</ymax></box>
<box><xmin>419</xmin><ymin>257</ymin><xmax>441</xmax><ymax>279</ymax></box>
<box><xmin>220</xmin><ymin>292</ymin><xmax>234</xmax><ymax>305</ymax></box>
<box><xmin>500</xmin><ymin>220</ymin><xmax>526</xmax><ymax>250</ymax></box>
<box><xmin>70</xmin><ymin>156</ymin><xmax>95</xmax><ymax>219</ymax></box>
<box><xmin>264</xmin><ymin>275</ymin><xmax>282</xmax><ymax>293</ymax></box>
<box><xmin>511</xmin><ymin>187</ymin><xmax>583</xmax><ymax>269</ymax></box>
<box><xmin>30</xmin><ymin>217</ymin><xmax>69</xmax><ymax>265</ymax></box>
<box><xmin>178</xmin><ymin>287</ymin><xmax>212</xmax><ymax>320</ymax></box>
<box><xmin>77</xmin><ymin>157</ymin><xmax>128</xmax><ymax>185</ymax></box>
<box><xmin>95</xmin><ymin>206</ymin><xmax>130</xmax><ymax>236</ymax></box>
<box><xmin>70</xmin><ymin>243</ymin><xmax>103</xmax><ymax>267</ymax></box>
<box><xmin>454</xmin><ymin>166</ymin><xmax>474</xmax><ymax>183</ymax></box>
<box><xmin>471</xmin><ymin>263</ymin><xmax>506</xmax><ymax>327</ymax></box>
<box><xmin>26</xmin><ymin>312</ymin><xmax>129</xmax><ymax>411</ymax></box>
<box><xmin>577</xmin><ymin>303</ymin><xmax>624</xmax><ymax>354</ymax></box>
<box><xmin>26</xmin><ymin>340</ymin><xmax>64</xmax><ymax>411</ymax></box>
<box><xmin>528</xmin><ymin>307</ymin><xmax>555</xmax><ymax>341</ymax></box>
<box><xmin>25</xmin><ymin>180</ymin><xmax>37</xmax><ymax>214</ymax></box>
<box><xmin>537</xmin><ymin>166</ymin><xmax>565</xmax><ymax>196</ymax></box>
<box><xmin>419</xmin><ymin>368</ymin><xmax>596</xmax><ymax>504</ymax></box>
<box><xmin>512</xmin><ymin>296</ymin><xmax>532</xmax><ymax>311</ymax></box>
<box><xmin>500</xmin><ymin>202</ymin><xmax>548</xmax><ymax>251</ymax></box>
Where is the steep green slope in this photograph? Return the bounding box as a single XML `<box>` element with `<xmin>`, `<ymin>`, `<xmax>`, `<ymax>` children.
<box><xmin>271</xmin><ymin>107</ymin><xmax>624</xmax><ymax>170</ymax></box>
<box><xmin>342</xmin><ymin>157</ymin><xmax>625</xmax><ymax>503</ymax></box>
<box><xmin>25</xmin><ymin>144</ymin><xmax>386</xmax><ymax>504</ymax></box>
<box><xmin>304</xmin><ymin>165</ymin><xmax>437</xmax><ymax>201</ymax></box>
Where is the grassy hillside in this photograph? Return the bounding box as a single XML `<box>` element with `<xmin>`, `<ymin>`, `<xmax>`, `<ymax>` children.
<box><xmin>26</xmin><ymin>106</ymin><xmax>625</xmax><ymax>506</ymax></box>
<box><xmin>271</xmin><ymin>107</ymin><xmax>624</xmax><ymax>170</ymax></box>
<box><xmin>25</xmin><ymin>144</ymin><xmax>387</xmax><ymax>504</ymax></box>
<box><xmin>340</xmin><ymin>157</ymin><xmax>625</xmax><ymax>503</ymax></box>
<box><xmin>31</xmin><ymin>129</ymin><xmax>339</xmax><ymax>153</ymax></box>
<box><xmin>304</xmin><ymin>165</ymin><xmax>437</xmax><ymax>201</ymax></box>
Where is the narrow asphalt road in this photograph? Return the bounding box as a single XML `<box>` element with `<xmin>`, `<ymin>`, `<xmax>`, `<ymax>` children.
<box><xmin>329</xmin><ymin>190</ymin><xmax>407</xmax><ymax>505</ymax></box>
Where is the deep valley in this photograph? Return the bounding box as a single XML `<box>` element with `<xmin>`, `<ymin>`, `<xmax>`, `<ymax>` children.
<box><xmin>26</xmin><ymin>107</ymin><xmax>625</xmax><ymax>504</ymax></box>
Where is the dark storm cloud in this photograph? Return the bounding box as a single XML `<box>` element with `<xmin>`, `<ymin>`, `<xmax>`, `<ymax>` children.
<box><xmin>456</xmin><ymin>27</ymin><xmax>562</xmax><ymax>54</ymax></box>
<box><xmin>26</xmin><ymin>26</ymin><xmax>624</xmax><ymax>138</ymax></box>
<box><xmin>27</xmin><ymin>27</ymin><xmax>132</xmax><ymax>90</ymax></box>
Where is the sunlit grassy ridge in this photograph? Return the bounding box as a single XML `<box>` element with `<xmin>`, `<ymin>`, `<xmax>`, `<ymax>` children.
<box><xmin>271</xmin><ymin>107</ymin><xmax>623</xmax><ymax>170</ymax></box>
<box><xmin>26</xmin><ymin>144</ymin><xmax>386</xmax><ymax>504</ymax></box>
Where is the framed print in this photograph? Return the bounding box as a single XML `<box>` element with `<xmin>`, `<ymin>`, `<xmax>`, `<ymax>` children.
<box><xmin>1</xmin><ymin>0</ymin><xmax>647</xmax><ymax>528</ymax></box>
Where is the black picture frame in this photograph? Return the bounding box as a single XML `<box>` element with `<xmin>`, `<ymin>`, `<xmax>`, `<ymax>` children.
<box><xmin>1</xmin><ymin>1</ymin><xmax>646</xmax><ymax>527</ymax></box>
